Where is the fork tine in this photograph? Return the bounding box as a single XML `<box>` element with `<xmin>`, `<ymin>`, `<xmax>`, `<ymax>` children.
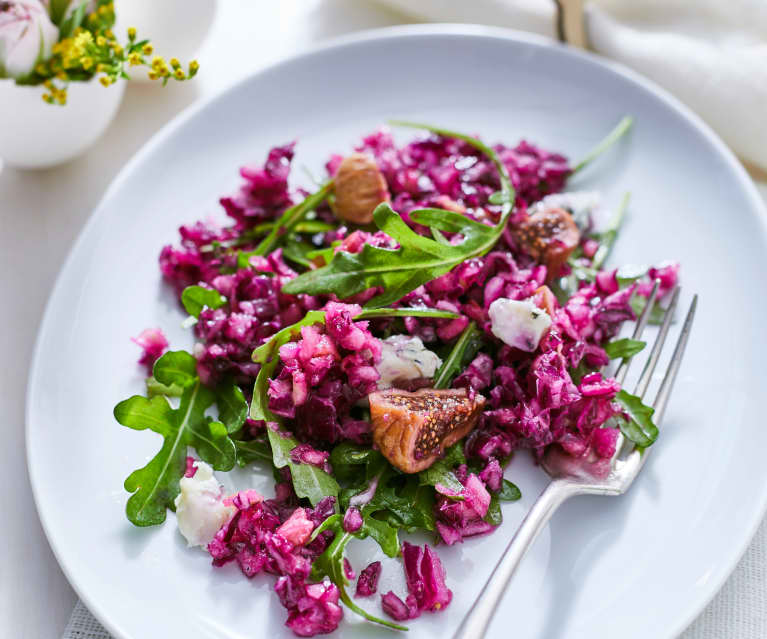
<box><xmin>614</xmin><ymin>279</ymin><xmax>661</xmax><ymax>385</ymax></box>
<box><xmin>652</xmin><ymin>295</ymin><xmax>697</xmax><ymax>425</ymax></box>
<box><xmin>633</xmin><ymin>286</ymin><xmax>681</xmax><ymax>399</ymax></box>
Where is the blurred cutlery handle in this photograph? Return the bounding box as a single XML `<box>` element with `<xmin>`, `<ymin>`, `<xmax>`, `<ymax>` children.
<box><xmin>555</xmin><ymin>0</ymin><xmax>589</xmax><ymax>49</ymax></box>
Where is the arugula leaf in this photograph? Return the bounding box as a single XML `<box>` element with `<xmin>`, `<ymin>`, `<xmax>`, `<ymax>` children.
<box><xmin>215</xmin><ymin>382</ymin><xmax>248</xmax><ymax>433</ymax></box>
<box><xmin>370</xmin><ymin>473</ymin><xmax>436</xmax><ymax>533</ymax></box>
<box><xmin>281</xmin><ymin>239</ymin><xmax>317</xmax><ymax>269</ymax></box>
<box><xmin>604</xmin><ymin>338</ymin><xmax>646</xmax><ymax>360</ymax></box>
<box><xmin>145</xmin><ymin>376</ymin><xmax>183</xmax><ymax>398</ymax></box>
<box><xmin>267</xmin><ymin>427</ymin><xmax>340</xmax><ymax>507</ymax></box>
<box><xmin>240</xmin><ymin>181</ymin><xmax>334</xmax><ymax>262</ymax></box>
<box><xmin>418</xmin><ymin>443</ymin><xmax>467</xmax><ymax>494</ymax></box>
<box><xmin>615</xmin><ymin>389</ymin><xmax>658</xmax><ymax>447</ymax></box>
<box><xmin>630</xmin><ymin>295</ymin><xmax>667</xmax><ymax>325</ymax></box>
<box><xmin>305</xmin><ymin>245</ymin><xmax>338</xmax><ymax>267</ymax></box>
<box><xmin>554</xmin><ymin>193</ymin><xmax>630</xmax><ymax>304</ymax></box>
<box><xmin>358</xmin><ymin>516</ymin><xmax>400</xmax><ymax>558</ymax></box>
<box><xmin>116</xmin><ymin>351</ymin><xmax>241</xmax><ymax>526</ymax></box>
<box><xmin>568</xmin><ymin>360</ymin><xmax>593</xmax><ymax>386</ymax></box>
<box><xmin>234</xmin><ymin>438</ymin><xmax>272</xmax><ymax>467</ymax></box>
<box><xmin>592</xmin><ymin>192</ymin><xmax>630</xmax><ymax>270</ymax></box>
<box><xmin>153</xmin><ymin>350</ymin><xmax>197</xmax><ymax>388</ymax></box>
<box><xmin>484</xmin><ymin>494</ymin><xmax>503</xmax><ymax>526</ymax></box>
<box><xmin>419</xmin><ymin>463</ymin><xmax>464</xmax><ymax>494</ymax></box>
<box><xmin>181</xmin><ymin>286</ymin><xmax>227</xmax><ymax>318</ymax></box>
<box><xmin>390</xmin><ymin>120</ymin><xmax>514</xmax><ymax>213</ymax></box>
<box><xmin>282</xmin><ymin>204</ymin><xmax>502</xmax><ymax>307</ymax></box>
<box><xmin>311</xmin><ymin>522</ymin><xmax>407</xmax><ymax>632</ymax></box>
<box><xmin>357</xmin><ymin>307</ymin><xmax>460</xmax><ymax>320</ymax></box>
<box><xmin>116</xmin><ymin>379</ymin><xmax>236</xmax><ymax>527</ymax></box>
<box><xmin>249</xmin><ymin>219</ymin><xmax>336</xmax><ymax>237</ymax></box>
<box><xmin>497</xmin><ymin>478</ymin><xmax>522</xmax><ymax>501</ymax></box>
<box><xmin>329</xmin><ymin>443</ymin><xmax>383</xmax><ymax>482</ymax></box>
<box><xmin>331</xmin><ymin>442</ymin><xmax>436</xmax><ymax>536</ymax></box>
<box><xmin>482</xmin><ymin>479</ymin><xmax>522</xmax><ymax>527</ymax></box>
<box><xmin>571</xmin><ymin>116</ymin><xmax>634</xmax><ymax>175</ymax></box>
<box><xmin>433</xmin><ymin>321</ymin><xmax>481</xmax><ymax>389</ymax></box>
<box><xmin>616</xmin><ymin>263</ymin><xmax>649</xmax><ymax>286</ymax></box>
<box><xmin>283</xmin><ymin>122</ymin><xmax>515</xmax><ymax>307</ymax></box>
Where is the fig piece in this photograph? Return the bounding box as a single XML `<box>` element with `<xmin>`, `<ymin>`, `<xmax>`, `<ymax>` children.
<box><xmin>333</xmin><ymin>153</ymin><xmax>390</xmax><ymax>225</ymax></box>
<box><xmin>369</xmin><ymin>388</ymin><xmax>485</xmax><ymax>473</ymax></box>
<box><xmin>513</xmin><ymin>206</ymin><xmax>580</xmax><ymax>278</ymax></box>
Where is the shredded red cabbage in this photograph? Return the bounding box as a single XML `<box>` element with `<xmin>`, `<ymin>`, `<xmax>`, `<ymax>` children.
<box><xmin>151</xmin><ymin>128</ymin><xmax>679</xmax><ymax>636</ymax></box>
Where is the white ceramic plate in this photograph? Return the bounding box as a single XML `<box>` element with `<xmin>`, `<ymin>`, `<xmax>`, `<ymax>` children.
<box><xmin>27</xmin><ymin>25</ymin><xmax>767</xmax><ymax>639</ymax></box>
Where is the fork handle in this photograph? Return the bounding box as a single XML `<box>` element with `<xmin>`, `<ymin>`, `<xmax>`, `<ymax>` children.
<box><xmin>451</xmin><ymin>479</ymin><xmax>578</xmax><ymax>639</ymax></box>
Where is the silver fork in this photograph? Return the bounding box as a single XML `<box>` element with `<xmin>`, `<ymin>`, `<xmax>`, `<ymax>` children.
<box><xmin>453</xmin><ymin>283</ymin><xmax>698</xmax><ymax>639</ymax></box>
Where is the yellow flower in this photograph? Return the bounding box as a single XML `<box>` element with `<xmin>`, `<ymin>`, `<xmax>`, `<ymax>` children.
<box><xmin>71</xmin><ymin>31</ymin><xmax>93</xmax><ymax>58</ymax></box>
<box><xmin>96</xmin><ymin>36</ymin><xmax>106</xmax><ymax>47</ymax></box>
<box><xmin>151</xmin><ymin>55</ymin><xmax>164</xmax><ymax>70</ymax></box>
<box><xmin>173</xmin><ymin>68</ymin><xmax>185</xmax><ymax>80</ymax></box>
<box><xmin>170</xmin><ymin>58</ymin><xmax>180</xmax><ymax>70</ymax></box>
<box><xmin>82</xmin><ymin>57</ymin><xmax>93</xmax><ymax>70</ymax></box>
<box><xmin>189</xmin><ymin>60</ymin><xmax>200</xmax><ymax>75</ymax></box>
<box><xmin>35</xmin><ymin>63</ymin><xmax>47</xmax><ymax>75</ymax></box>
<box><xmin>127</xmin><ymin>27</ymin><xmax>136</xmax><ymax>40</ymax></box>
<box><xmin>148</xmin><ymin>70</ymin><xmax>158</xmax><ymax>81</ymax></box>
<box><xmin>113</xmin><ymin>44</ymin><xmax>123</xmax><ymax>57</ymax></box>
<box><xmin>105</xmin><ymin>29</ymin><xmax>114</xmax><ymax>39</ymax></box>
<box><xmin>142</xmin><ymin>43</ymin><xmax>153</xmax><ymax>56</ymax></box>
<box><xmin>99</xmin><ymin>76</ymin><xmax>111</xmax><ymax>87</ymax></box>
<box><xmin>128</xmin><ymin>53</ymin><xmax>141</xmax><ymax>66</ymax></box>
<box><xmin>97</xmin><ymin>63</ymin><xmax>108</xmax><ymax>73</ymax></box>
<box><xmin>42</xmin><ymin>93</ymin><xmax>54</xmax><ymax>104</ymax></box>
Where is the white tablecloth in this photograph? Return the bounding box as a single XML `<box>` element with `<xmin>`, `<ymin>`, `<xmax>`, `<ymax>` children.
<box><xmin>1</xmin><ymin>2</ymin><xmax>764</xmax><ymax>638</ymax></box>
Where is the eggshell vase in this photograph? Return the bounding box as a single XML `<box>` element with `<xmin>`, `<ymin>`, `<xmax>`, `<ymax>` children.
<box><xmin>115</xmin><ymin>0</ymin><xmax>217</xmax><ymax>82</ymax></box>
<box><xmin>0</xmin><ymin>78</ymin><xmax>125</xmax><ymax>169</ymax></box>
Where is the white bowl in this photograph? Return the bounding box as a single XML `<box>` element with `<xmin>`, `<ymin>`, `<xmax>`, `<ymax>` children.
<box><xmin>0</xmin><ymin>78</ymin><xmax>125</xmax><ymax>169</ymax></box>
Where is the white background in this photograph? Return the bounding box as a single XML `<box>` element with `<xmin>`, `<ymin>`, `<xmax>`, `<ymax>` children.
<box><xmin>1</xmin><ymin>2</ymin><xmax>765</xmax><ymax>638</ymax></box>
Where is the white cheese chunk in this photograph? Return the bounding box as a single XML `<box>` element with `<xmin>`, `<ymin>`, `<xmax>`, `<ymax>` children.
<box><xmin>376</xmin><ymin>335</ymin><xmax>442</xmax><ymax>389</ymax></box>
<box><xmin>174</xmin><ymin>461</ymin><xmax>233</xmax><ymax>548</ymax></box>
<box><xmin>488</xmin><ymin>298</ymin><xmax>552</xmax><ymax>352</ymax></box>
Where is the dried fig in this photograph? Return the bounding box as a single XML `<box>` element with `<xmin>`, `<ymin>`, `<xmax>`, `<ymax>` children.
<box><xmin>333</xmin><ymin>153</ymin><xmax>390</xmax><ymax>225</ymax></box>
<box><xmin>369</xmin><ymin>388</ymin><xmax>485</xmax><ymax>473</ymax></box>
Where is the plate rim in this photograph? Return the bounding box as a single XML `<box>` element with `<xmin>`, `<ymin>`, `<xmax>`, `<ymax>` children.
<box><xmin>25</xmin><ymin>23</ymin><xmax>767</xmax><ymax>639</ymax></box>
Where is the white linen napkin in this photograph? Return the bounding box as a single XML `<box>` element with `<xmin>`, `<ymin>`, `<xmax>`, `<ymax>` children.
<box><xmin>374</xmin><ymin>0</ymin><xmax>767</xmax><ymax>174</ymax></box>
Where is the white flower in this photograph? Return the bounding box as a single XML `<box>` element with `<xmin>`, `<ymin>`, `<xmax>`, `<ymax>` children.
<box><xmin>0</xmin><ymin>1</ymin><xmax>59</xmax><ymax>79</ymax></box>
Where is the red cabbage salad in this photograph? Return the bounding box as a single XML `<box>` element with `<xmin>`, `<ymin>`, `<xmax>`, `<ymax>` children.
<box><xmin>116</xmin><ymin>117</ymin><xmax>678</xmax><ymax>636</ymax></box>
